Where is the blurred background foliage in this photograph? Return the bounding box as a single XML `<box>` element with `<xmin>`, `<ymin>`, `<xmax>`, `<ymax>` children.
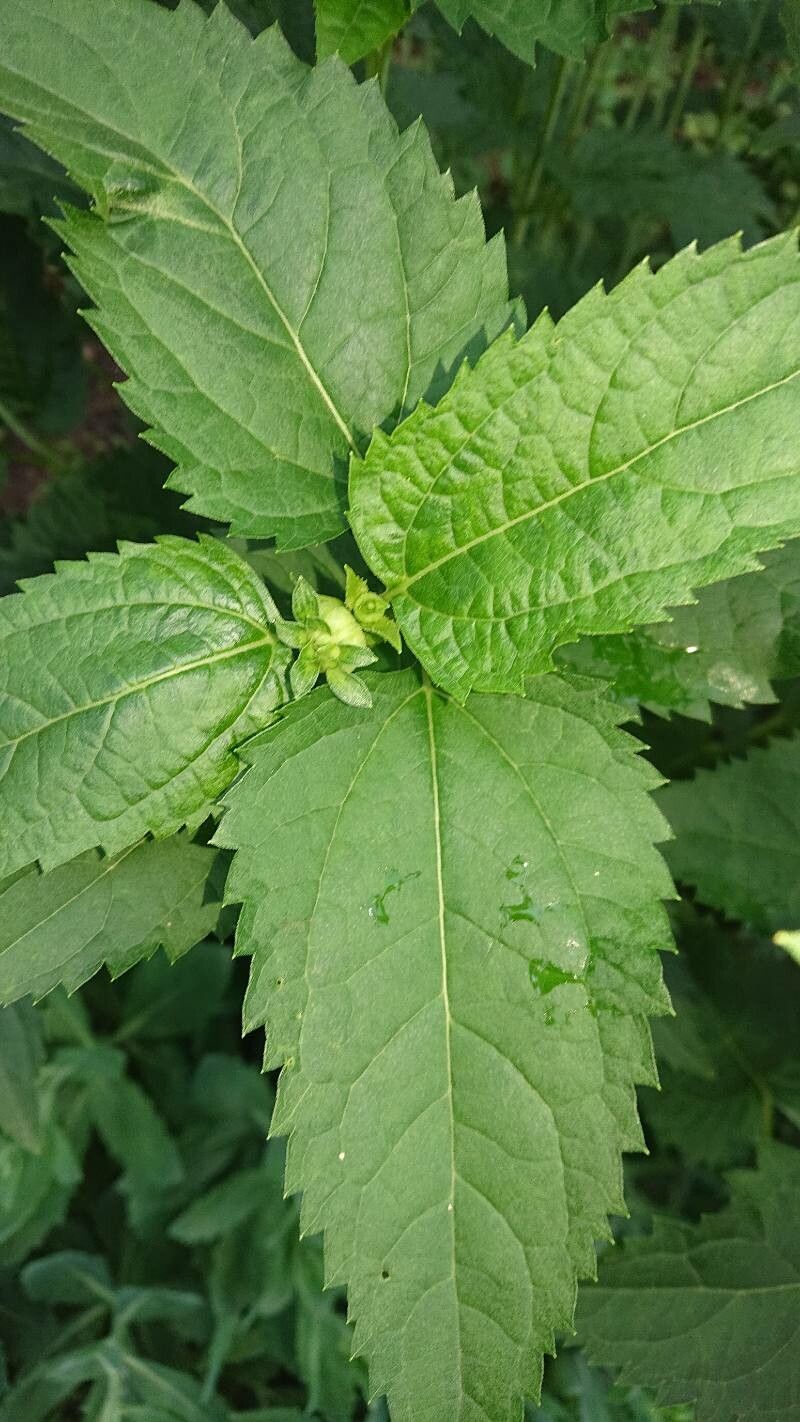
<box><xmin>0</xmin><ymin>0</ymin><xmax>798</xmax><ymax>1415</ymax></box>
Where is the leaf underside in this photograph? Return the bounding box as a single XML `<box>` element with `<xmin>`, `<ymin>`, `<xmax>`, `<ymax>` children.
<box><xmin>0</xmin><ymin>536</ymin><xmax>287</xmax><ymax>877</ymax></box>
<box><xmin>577</xmin><ymin>1143</ymin><xmax>800</xmax><ymax>1422</ymax></box>
<box><xmin>217</xmin><ymin>668</ymin><xmax>673</xmax><ymax>1422</ymax></box>
<box><xmin>435</xmin><ymin>0</ymin><xmax>610</xmax><ymax>61</ymax></box>
<box><xmin>559</xmin><ymin>538</ymin><xmax>800</xmax><ymax>720</ymax></box>
<box><xmin>0</xmin><ymin>834</ymin><xmax>221</xmax><ymax>1005</ymax></box>
<box><xmin>351</xmin><ymin>235</ymin><xmax>800</xmax><ymax>699</ymax></box>
<box><xmin>0</xmin><ymin>0</ymin><xmax>512</xmax><ymax>548</ymax></box>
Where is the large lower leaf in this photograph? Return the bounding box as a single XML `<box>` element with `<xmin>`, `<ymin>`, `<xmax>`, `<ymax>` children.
<box><xmin>217</xmin><ymin>668</ymin><xmax>673</xmax><ymax>1421</ymax></box>
<box><xmin>0</xmin><ymin>0</ymin><xmax>511</xmax><ymax>548</ymax></box>
<box><xmin>659</xmin><ymin>736</ymin><xmax>800</xmax><ymax>934</ymax></box>
<box><xmin>0</xmin><ymin>536</ymin><xmax>288</xmax><ymax>876</ymax></box>
<box><xmin>0</xmin><ymin>835</ymin><xmax>221</xmax><ymax>1005</ymax></box>
<box><xmin>577</xmin><ymin>1144</ymin><xmax>800</xmax><ymax>1422</ymax></box>
<box><xmin>350</xmin><ymin>235</ymin><xmax>800</xmax><ymax>699</ymax></box>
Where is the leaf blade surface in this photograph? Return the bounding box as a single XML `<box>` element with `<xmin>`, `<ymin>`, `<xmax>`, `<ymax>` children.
<box><xmin>0</xmin><ymin>0</ymin><xmax>511</xmax><ymax>547</ymax></box>
<box><xmin>217</xmin><ymin>668</ymin><xmax>673</xmax><ymax>1420</ymax></box>
<box><xmin>0</xmin><ymin>536</ymin><xmax>288</xmax><ymax>875</ymax></box>
<box><xmin>351</xmin><ymin>236</ymin><xmax>800</xmax><ymax>698</ymax></box>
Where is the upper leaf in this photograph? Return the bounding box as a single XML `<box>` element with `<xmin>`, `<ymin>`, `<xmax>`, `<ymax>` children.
<box><xmin>350</xmin><ymin>235</ymin><xmax>800</xmax><ymax>699</ymax></box>
<box><xmin>0</xmin><ymin>834</ymin><xmax>222</xmax><ymax>1005</ymax></box>
<box><xmin>559</xmin><ymin>539</ymin><xmax>800</xmax><ymax>721</ymax></box>
<box><xmin>659</xmin><ymin>735</ymin><xmax>800</xmax><ymax>934</ymax></box>
<box><xmin>0</xmin><ymin>0</ymin><xmax>511</xmax><ymax>548</ymax></box>
<box><xmin>0</xmin><ymin>535</ymin><xmax>288</xmax><ymax>876</ymax></box>
<box><xmin>217</xmin><ymin>668</ymin><xmax>673</xmax><ymax>1421</ymax></box>
<box><xmin>577</xmin><ymin>1144</ymin><xmax>800</xmax><ymax>1422</ymax></box>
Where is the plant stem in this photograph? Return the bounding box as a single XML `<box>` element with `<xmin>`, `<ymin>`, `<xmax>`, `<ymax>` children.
<box><xmin>0</xmin><ymin>395</ymin><xmax>67</xmax><ymax>473</ymax></box>
<box><xmin>564</xmin><ymin>41</ymin><xmax>610</xmax><ymax>146</ymax></box>
<box><xmin>512</xmin><ymin>57</ymin><xmax>572</xmax><ymax>247</ymax></box>
<box><xmin>718</xmin><ymin>0</ymin><xmax>769</xmax><ymax>143</ymax></box>
<box><xmin>624</xmin><ymin>5</ymin><xmax>676</xmax><ymax>132</ymax></box>
<box><xmin>649</xmin><ymin>6</ymin><xmax>680</xmax><ymax>131</ymax></box>
<box><xmin>666</xmin><ymin>18</ymin><xmax>706</xmax><ymax>136</ymax></box>
<box><xmin>761</xmin><ymin>1084</ymin><xmax>775</xmax><ymax>1140</ymax></box>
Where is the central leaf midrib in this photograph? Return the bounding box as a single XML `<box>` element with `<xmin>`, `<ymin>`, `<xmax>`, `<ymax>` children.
<box><xmin>389</xmin><ymin>365</ymin><xmax>800</xmax><ymax>598</ymax></box>
<box><xmin>422</xmin><ymin>680</ymin><xmax>462</xmax><ymax>1405</ymax></box>
<box><xmin>3</xmin><ymin>633</ymin><xmax>274</xmax><ymax>752</ymax></box>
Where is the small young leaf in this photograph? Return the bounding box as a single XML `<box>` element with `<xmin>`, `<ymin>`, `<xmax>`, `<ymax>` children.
<box><xmin>217</xmin><ymin>668</ymin><xmax>673</xmax><ymax>1421</ymax></box>
<box><xmin>351</xmin><ymin>235</ymin><xmax>800</xmax><ymax>699</ymax></box>
<box><xmin>0</xmin><ymin>835</ymin><xmax>221</xmax><ymax>1005</ymax></box>
<box><xmin>659</xmin><ymin>736</ymin><xmax>800</xmax><ymax>933</ymax></box>
<box><xmin>0</xmin><ymin>0</ymin><xmax>511</xmax><ymax>548</ymax></box>
<box><xmin>0</xmin><ymin>536</ymin><xmax>288</xmax><ymax>876</ymax></box>
<box><xmin>577</xmin><ymin>1143</ymin><xmax>800</xmax><ymax>1422</ymax></box>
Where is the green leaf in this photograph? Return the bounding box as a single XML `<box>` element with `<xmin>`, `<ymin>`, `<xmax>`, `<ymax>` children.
<box><xmin>0</xmin><ymin>115</ymin><xmax>78</xmax><ymax>219</ymax></box>
<box><xmin>216</xmin><ymin>668</ymin><xmax>673</xmax><ymax>1420</ymax></box>
<box><xmin>169</xmin><ymin>1166</ymin><xmax>265</xmax><ymax>1243</ymax></box>
<box><xmin>351</xmin><ymin>235</ymin><xmax>800</xmax><ymax>699</ymax></box>
<box><xmin>434</xmin><ymin>0</ymin><xmax>609</xmax><ymax>62</ymax></box>
<box><xmin>0</xmin><ymin>535</ymin><xmax>288</xmax><ymax>877</ymax></box>
<box><xmin>21</xmin><ymin>1250</ymin><xmax>111</xmax><ymax>1306</ymax></box>
<box><xmin>659</xmin><ymin>736</ymin><xmax>800</xmax><ymax>934</ymax></box>
<box><xmin>0</xmin><ymin>0</ymin><xmax>511</xmax><ymax>548</ymax></box>
<box><xmin>88</xmin><ymin>1073</ymin><xmax>184</xmax><ymax>1199</ymax></box>
<box><xmin>0</xmin><ymin>835</ymin><xmax>221</xmax><ymax>1006</ymax></box>
<box><xmin>559</xmin><ymin>539</ymin><xmax>800</xmax><ymax>720</ymax></box>
<box><xmin>561</xmin><ymin>130</ymin><xmax>775</xmax><ymax>250</ymax></box>
<box><xmin>295</xmin><ymin>1247</ymin><xmax>362</xmax><ymax>1421</ymax></box>
<box><xmin>644</xmin><ymin>912</ymin><xmax>800</xmax><ymax>1164</ymax></box>
<box><xmin>0</xmin><ymin>1002</ymin><xmax>44</xmax><ymax>1151</ymax></box>
<box><xmin>0</xmin><ymin>446</ymin><xmax>203</xmax><ymax>597</ymax></box>
<box><xmin>315</xmin><ymin>0</ymin><xmax>411</xmax><ymax>63</ymax></box>
<box><xmin>577</xmin><ymin>1143</ymin><xmax>800</xmax><ymax>1422</ymax></box>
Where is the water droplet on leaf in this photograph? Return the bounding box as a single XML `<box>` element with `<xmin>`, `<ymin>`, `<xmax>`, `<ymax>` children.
<box><xmin>368</xmin><ymin>871</ymin><xmax>420</xmax><ymax>925</ymax></box>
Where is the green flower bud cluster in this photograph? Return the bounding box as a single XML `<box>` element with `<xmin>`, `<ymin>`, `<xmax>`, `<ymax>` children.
<box><xmin>275</xmin><ymin>568</ymin><xmax>401</xmax><ymax>708</ymax></box>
